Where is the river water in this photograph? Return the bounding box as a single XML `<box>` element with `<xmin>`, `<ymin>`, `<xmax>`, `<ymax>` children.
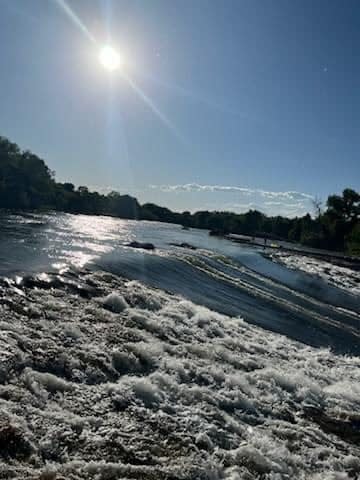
<box><xmin>0</xmin><ymin>211</ymin><xmax>359</xmax><ymax>355</ymax></box>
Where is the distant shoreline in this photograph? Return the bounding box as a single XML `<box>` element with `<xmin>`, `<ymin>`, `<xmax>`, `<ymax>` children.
<box><xmin>1</xmin><ymin>132</ymin><xmax>359</xmax><ymax>257</ymax></box>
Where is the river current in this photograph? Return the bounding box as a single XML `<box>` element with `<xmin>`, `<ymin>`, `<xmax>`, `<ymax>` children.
<box><xmin>0</xmin><ymin>211</ymin><xmax>359</xmax><ymax>355</ymax></box>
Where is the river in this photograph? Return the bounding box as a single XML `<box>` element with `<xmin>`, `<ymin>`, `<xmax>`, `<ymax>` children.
<box><xmin>0</xmin><ymin>211</ymin><xmax>359</xmax><ymax>355</ymax></box>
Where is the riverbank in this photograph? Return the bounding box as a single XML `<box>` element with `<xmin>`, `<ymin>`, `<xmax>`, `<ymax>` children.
<box><xmin>0</xmin><ymin>268</ymin><xmax>359</xmax><ymax>479</ymax></box>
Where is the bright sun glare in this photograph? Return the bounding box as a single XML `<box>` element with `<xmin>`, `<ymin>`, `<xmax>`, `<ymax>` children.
<box><xmin>99</xmin><ymin>45</ymin><xmax>121</xmax><ymax>71</ymax></box>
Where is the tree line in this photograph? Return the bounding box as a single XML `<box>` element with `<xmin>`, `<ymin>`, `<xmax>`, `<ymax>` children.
<box><xmin>0</xmin><ymin>135</ymin><xmax>359</xmax><ymax>255</ymax></box>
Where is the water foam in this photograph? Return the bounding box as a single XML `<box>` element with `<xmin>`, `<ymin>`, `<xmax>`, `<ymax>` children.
<box><xmin>0</xmin><ymin>270</ymin><xmax>359</xmax><ymax>478</ymax></box>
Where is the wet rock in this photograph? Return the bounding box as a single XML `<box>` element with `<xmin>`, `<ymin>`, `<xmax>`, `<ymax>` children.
<box><xmin>127</xmin><ymin>241</ymin><xmax>155</xmax><ymax>250</ymax></box>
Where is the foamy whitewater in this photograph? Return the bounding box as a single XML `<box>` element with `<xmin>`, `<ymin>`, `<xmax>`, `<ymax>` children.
<box><xmin>1</xmin><ymin>269</ymin><xmax>359</xmax><ymax>479</ymax></box>
<box><xmin>269</xmin><ymin>251</ymin><xmax>360</xmax><ymax>297</ymax></box>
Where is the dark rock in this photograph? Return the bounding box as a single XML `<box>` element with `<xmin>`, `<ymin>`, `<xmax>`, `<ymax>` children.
<box><xmin>127</xmin><ymin>241</ymin><xmax>155</xmax><ymax>251</ymax></box>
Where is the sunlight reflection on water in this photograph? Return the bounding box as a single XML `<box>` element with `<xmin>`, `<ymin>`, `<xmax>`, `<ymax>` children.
<box><xmin>0</xmin><ymin>211</ymin><xmax>359</xmax><ymax>355</ymax></box>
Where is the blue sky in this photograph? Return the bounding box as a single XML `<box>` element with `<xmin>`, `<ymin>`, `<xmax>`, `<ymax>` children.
<box><xmin>0</xmin><ymin>0</ymin><xmax>359</xmax><ymax>217</ymax></box>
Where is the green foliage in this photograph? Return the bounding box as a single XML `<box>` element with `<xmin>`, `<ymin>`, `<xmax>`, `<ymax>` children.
<box><xmin>327</xmin><ymin>188</ymin><xmax>360</xmax><ymax>222</ymax></box>
<box><xmin>346</xmin><ymin>223</ymin><xmax>360</xmax><ymax>256</ymax></box>
<box><xmin>0</xmin><ymin>137</ymin><xmax>54</xmax><ymax>209</ymax></box>
<box><xmin>0</xmin><ymin>136</ymin><xmax>140</xmax><ymax>219</ymax></box>
<box><xmin>0</xmin><ymin>135</ymin><xmax>359</xmax><ymax>256</ymax></box>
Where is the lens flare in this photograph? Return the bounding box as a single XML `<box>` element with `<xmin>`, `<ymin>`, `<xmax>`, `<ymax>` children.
<box><xmin>53</xmin><ymin>0</ymin><xmax>96</xmax><ymax>44</ymax></box>
<box><xmin>123</xmin><ymin>73</ymin><xmax>187</xmax><ymax>144</ymax></box>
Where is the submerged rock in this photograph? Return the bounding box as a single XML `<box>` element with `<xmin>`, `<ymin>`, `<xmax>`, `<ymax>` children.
<box><xmin>169</xmin><ymin>242</ymin><xmax>197</xmax><ymax>250</ymax></box>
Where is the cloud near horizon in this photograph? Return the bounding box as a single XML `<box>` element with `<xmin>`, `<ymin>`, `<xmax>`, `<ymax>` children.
<box><xmin>148</xmin><ymin>183</ymin><xmax>314</xmax><ymax>217</ymax></box>
<box><xmin>85</xmin><ymin>183</ymin><xmax>314</xmax><ymax>218</ymax></box>
<box><xmin>149</xmin><ymin>183</ymin><xmax>313</xmax><ymax>201</ymax></box>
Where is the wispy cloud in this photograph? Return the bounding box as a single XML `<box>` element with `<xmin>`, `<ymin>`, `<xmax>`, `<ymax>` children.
<box><xmin>211</xmin><ymin>201</ymin><xmax>310</xmax><ymax>218</ymax></box>
<box><xmin>83</xmin><ymin>183</ymin><xmax>313</xmax><ymax>217</ymax></box>
<box><xmin>148</xmin><ymin>183</ymin><xmax>314</xmax><ymax>217</ymax></box>
<box><xmin>149</xmin><ymin>183</ymin><xmax>314</xmax><ymax>203</ymax></box>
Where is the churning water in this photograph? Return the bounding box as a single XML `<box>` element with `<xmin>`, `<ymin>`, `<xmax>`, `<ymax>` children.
<box><xmin>1</xmin><ymin>212</ymin><xmax>360</xmax><ymax>479</ymax></box>
<box><xmin>0</xmin><ymin>212</ymin><xmax>359</xmax><ymax>355</ymax></box>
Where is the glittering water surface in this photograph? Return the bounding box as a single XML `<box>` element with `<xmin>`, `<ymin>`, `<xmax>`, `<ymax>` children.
<box><xmin>0</xmin><ymin>212</ymin><xmax>359</xmax><ymax>355</ymax></box>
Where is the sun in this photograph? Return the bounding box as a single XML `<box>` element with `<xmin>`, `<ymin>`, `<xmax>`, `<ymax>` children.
<box><xmin>99</xmin><ymin>45</ymin><xmax>122</xmax><ymax>72</ymax></box>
